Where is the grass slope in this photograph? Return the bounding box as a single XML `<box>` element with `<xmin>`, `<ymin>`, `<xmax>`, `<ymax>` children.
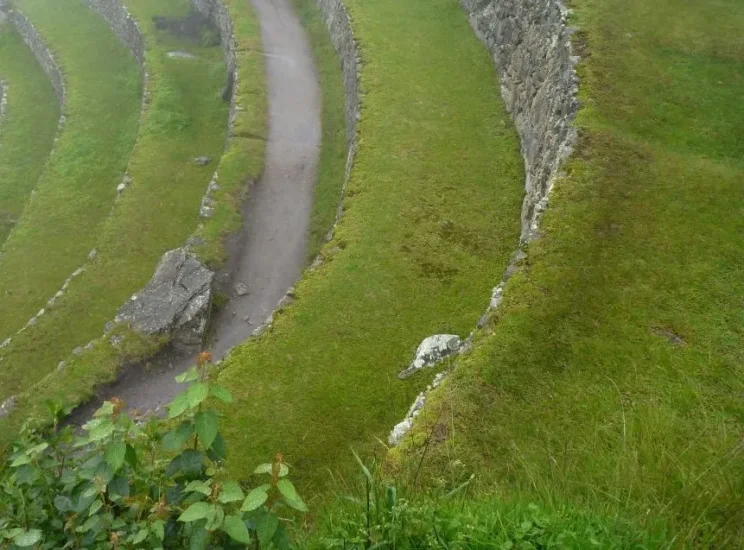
<box><xmin>394</xmin><ymin>0</ymin><xmax>744</xmax><ymax>544</ymax></box>
<box><xmin>217</xmin><ymin>0</ymin><xmax>524</xmax><ymax>494</ymax></box>
<box><xmin>0</xmin><ymin>0</ymin><xmax>141</xmax><ymax>340</ymax></box>
<box><xmin>0</xmin><ymin>0</ymin><xmax>228</xmax><ymax>402</ymax></box>
<box><xmin>0</xmin><ymin>24</ymin><xmax>59</xmax><ymax>245</ymax></box>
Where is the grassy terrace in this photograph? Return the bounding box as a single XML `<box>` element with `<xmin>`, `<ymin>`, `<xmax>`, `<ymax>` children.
<box><xmin>0</xmin><ymin>1</ymin><xmax>228</xmax><ymax>405</ymax></box>
<box><xmin>0</xmin><ymin>0</ymin><xmax>267</xmax><ymax>449</ymax></box>
<box><xmin>0</xmin><ymin>0</ymin><xmax>140</xmax><ymax>342</ymax></box>
<box><xmin>217</xmin><ymin>0</ymin><xmax>524</xmax><ymax>493</ymax></box>
<box><xmin>0</xmin><ymin>24</ymin><xmax>59</xmax><ymax>245</ymax></box>
<box><xmin>395</xmin><ymin>0</ymin><xmax>744</xmax><ymax>544</ymax></box>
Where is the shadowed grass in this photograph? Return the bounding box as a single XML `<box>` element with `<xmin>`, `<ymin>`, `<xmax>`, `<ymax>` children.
<box><xmin>0</xmin><ymin>24</ymin><xmax>59</xmax><ymax>245</ymax></box>
<box><xmin>217</xmin><ymin>0</ymin><xmax>524</xmax><ymax>496</ymax></box>
<box><xmin>392</xmin><ymin>0</ymin><xmax>744</xmax><ymax>544</ymax></box>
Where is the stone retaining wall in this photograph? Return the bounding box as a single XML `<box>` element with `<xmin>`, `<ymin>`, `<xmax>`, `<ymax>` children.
<box><xmin>83</xmin><ymin>0</ymin><xmax>145</xmax><ymax>68</ymax></box>
<box><xmin>460</xmin><ymin>0</ymin><xmax>579</xmax><ymax>243</ymax></box>
<box><xmin>313</xmin><ymin>0</ymin><xmax>360</xmax><ymax>238</ymax></box>
<box><xmin>190</xmin><ymin>0</ymin><xmax>238</xmax><ymax>128</ymax></box>
<box><xmin>0</xmin><ymin>2</ymin><xmax>65</xmax><ymax>105</ymax></box>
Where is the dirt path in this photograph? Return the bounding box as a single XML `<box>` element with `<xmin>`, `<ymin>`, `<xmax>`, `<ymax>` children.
<box><xmin>69</xmin><ymin>0</ymin><xmax>321</xmax><ymax>418</ymax></box>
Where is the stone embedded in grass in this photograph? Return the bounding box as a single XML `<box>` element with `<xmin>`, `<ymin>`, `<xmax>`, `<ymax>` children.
<box><xmin>114</xmin><ymin>248</ymin><xmax>214</xmax><ymax>350</ymax></box>
<box><xmin>166</xmin><ymin>50</ymin><xmax>197</xmax><ymax>59</ymax></box>
<box><xmin>398</xmin><ymin>334</ymin><xmax>462</xmax><ymax>379</ymax></box>
<box><xmin>0</xmin><ymin>395</ymin><xmax>16</xmax><ymax>419</ymax></box>
<box><xmin>194</xmin><ymin>156</ymin><xmax>211</xmax><ymax>166</ymax></box>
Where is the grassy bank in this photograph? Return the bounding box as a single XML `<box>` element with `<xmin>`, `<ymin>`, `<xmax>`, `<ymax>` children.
<box><xmin>291</xmin><ymin>0</ymin><xmax>347</xmax><ymax>262</ymax></box>
<box><xmin>217</xmin><ymin>0</ymin><xmax>524</xmax><ymax>494</ymax></box>
<box><xmin>393</xmin><ymin>0</ymin><xmax>744</xmax><ymax>544</ymax></box>
<box><xmin>0</xmin><ymin>0</ymin><xmax>228</xmax><ymax>402</ymax></box>
<box><xmin>0</xmin><ymin>24</ymin><xmax>59</xmax><ymax>245</ymax></box>
<box><xmin>0</xmin><ymin>0</ymin><xmax>141</xmax><ymax>341</ymax></box>
<box><xmin>0</xmin><ymin>0</ymin><xmax>266</xmax><ymax>450</ymax></box>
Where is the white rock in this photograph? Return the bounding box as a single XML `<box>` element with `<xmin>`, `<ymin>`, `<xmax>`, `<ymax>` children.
<box><xmin>397</xmin><ymin>334</ymin><xmax>462</xmax><ymax>379</ymax></box>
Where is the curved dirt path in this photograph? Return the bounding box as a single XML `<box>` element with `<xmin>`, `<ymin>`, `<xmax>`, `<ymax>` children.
<box><xmin>70</xmin><ymin>0</ymin><xmax>321</xmax><ymax>417</ymax></box>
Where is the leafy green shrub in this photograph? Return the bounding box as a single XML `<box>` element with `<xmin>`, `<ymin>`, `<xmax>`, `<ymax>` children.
<box><xmin>0</xmin><ymin>353</ymin><xmax>307</xmax><ymax>549</ymax></box>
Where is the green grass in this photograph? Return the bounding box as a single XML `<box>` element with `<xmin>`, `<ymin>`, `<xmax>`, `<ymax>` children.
<box><xmin>0</xmin><ymin>0</ymin><xmax>266</xmax><ymax>451</ymax></box>
<box><xmin>0</xmin><ymin>0</ymin><xmax>141</xmax><ymax>340</ymax></box>
<box><xmin>0</xmin><ymin>24</ymin><xmax>59</xmax><ymax>245</ymax></box>
<box><xmin>392</xmin><ymin>0</ymin><xmax>744</xmax><ymax>544</ymax></box>
<box><xmin>0</xmin><ymin>0</ymin><xmax>228</xmax><ymax>404</ymax></box>
<box><xmin>217</xmin><ymin>0</ymin><xmax>524</xmax><ymax>495</ymax></box>
<box><xmin>291</xmin><ymin>0</ymin><xmax>348</xmax><ymax>262</ymax></box>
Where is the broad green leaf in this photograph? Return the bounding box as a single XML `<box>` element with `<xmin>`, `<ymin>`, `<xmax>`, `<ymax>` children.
<box><xmin>277</xmin><ymin>479</ymin><xmax>308</xmax><ymax>512</ymax></box>
<box><xmin>54</xmin><ymin>496</ymin><xmax>72</xmax><ymax>512</ymax></box>
<box><xmin>253</xmin><ymin>463</ymin><xmax>272</xmax><ymax>475</ymax></box>
<box><xmin>255</xmin><ymin>511</ymin><xmax>279</xmax><ymax>546</ymax></box>
<box><xmin>175</xmin><ymin>366</ymin><xmax>199</xmax><ymax>383</ymax></box>
<box><xmin>278</xmin><ymin>463</ymin><xmax>289</xmax><ymax>477</ymax></box>
<box><xmin>209</xmin><ymin>384</ymin><xmax>233</xmax><ymax>403</ymax></box>
<box><xmin>195</xmin><ymin>411</ymin><xmax>218</xmax><ymax>449</ymax></box>
<box><xmin>205</xmin><ymin>505</ymin><xmax>224</xmax><ymax>532</ymax></box>
<box><xmin>162</xmin><ymin>421</ymin><xmax>194</xmax><ymax>451</ymax></box>
<box><xmin>222</xmin><ymin>514</ymin><xmax>251</xmax><ymax>544</ymax></box>
<box><xmin>218</xmin><ymin>481</ymin><xmax>244</xmax><ymax>503</ymax></box>
<box><xmin>187</xmin><ymin>382</ymin><xmax>209</xmax><ymax>408</ymax></box>
<box><xmin>26</xmin><ymin>442</ymin><xmax>49</xmax><ymax>455</ymax></box>
<box><xmin>189</xmin><ymin>525</ymin><xmax>209</xmax><ymax>550</ymax></box>
<box><xmin>241</xmin><ymin>485</ymin><xmax>269</xmax><ymax>511</ymax></box>
<box><xmin>93</xmin><ymin>401</ymin><xmax>115</xmax><ymax>418</ymax></box>
<box><xmin>151</xmin><ymin>520</ymin><xmax>165</xmax><ymax>541</ymax></box>
<box><xmin>10</xmin><ymin>454</ymin><xmax>31</xmax><ymax>467</ymax></box>
<box><xmin>207</xmin><ymin>433</ymin><xmax>227</xmax><ymax>462</ymax></box>
<box><xmin>13</xmin><ymin>530</ymin><xmax>42</xmax><ymax>547</ymax></box>
<box><xmin>168</xmin><ymin>392</ymin><xmax>191</xmax><ymax>419</ymax></box>
<box><xmin>184</xmin><ymin>479</ymin><xmax>212</xmax><ymax>496</ymax></box>
<box><xmin>125</xmin><ymin>443</ymin><xmax>138</xmax><ymax>468</ymax></box>
<box><xmin>105</xmin><ymin>441</ymin><xmax>127</xmax><ymax>472</ymax></box>
<box><xmin>132</xmin><ymin>528</ymin><xmax>148</xmax><ymax>544</ymax></box>
<box><xmin>89</xmin><ymin>499</ymin><xmax>103</xmax><ymax>516</ymax></box>
<box><xmin>178</xmin><ymin>501</ymin><xmax>212</xmax><ymax>523</ymax></box>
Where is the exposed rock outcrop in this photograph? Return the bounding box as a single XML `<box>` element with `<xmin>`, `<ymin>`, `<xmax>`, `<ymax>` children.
<box><xmin>398</xmin><ymin>334</ymin><xmax>462</xmax><ymax>379</ymax></box>
<box><xmin>115</xmin><ymin>249</ymin><xmax>214</xmax><ymax>350</ymax></box>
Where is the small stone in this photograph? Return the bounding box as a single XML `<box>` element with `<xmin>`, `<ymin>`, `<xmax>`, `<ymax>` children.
<box><xmin>194</xmin><ymin>156</ymin><xmax>211</xmax><ymax>166</ymax></box>
<box><xmin>72</xmin><ymin>347</ymin><xmax>83</xmax><ymax>356</ymax></box>
<box><xmin>89</xmin><ymin>249</ymin><xmax>98</xmax><ymax>260</ymax></box>
<box><xmin>57</xmin><ymin>361</ymin><xmax>66</xmax><ymax>371</ymax></box>
<box><xmin>0</xmin><ymin>395</ymin><xmax>17</xmax><ymax>419</ymax></box>
<box><xmin>234</xmin><ymin>282</ymin><xmax>249</xmax><ymax>296</ymax></box>
<box><xmin>84</xmin><ymin>341</ymin><xmax>95</xmax><ymax>351</ymax></box>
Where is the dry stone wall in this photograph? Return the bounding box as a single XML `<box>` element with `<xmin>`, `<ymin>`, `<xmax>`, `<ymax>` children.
<box><xmin>389</xmin><ymin>0</ymin><xmax>580</xmax><ymax>446</ymax></box>
<box><xmin>190</xmin><ymin>0</ymin><xmax>238</xmax><ymax>129</ymax></box>
<box><xmin>313</xmin><ymin>0</ymin><xmax>360</xmax><ymax>240</ymax></box>
<box><xmin>83</xmin><ymin>0</ymin><xmax>145</xmax><ymax>68</ymax></box>
<box><xmin>461</xmin><ymin>0</ymin><xmax>579</xmax><ymax>243</ymax></box>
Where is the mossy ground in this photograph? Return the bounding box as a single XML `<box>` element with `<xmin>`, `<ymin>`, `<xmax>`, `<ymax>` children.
<box><xmin>0</xmin><ymin>24</ymin><xmax>59</xmax><ymax>245</ymax></box>
<box><xmin>217</xmin><ymin>0</ymin><xmax>524</xmax><ymax>498</ymax></box>
<box><xmin>392</xmin><ymin>0</ymin><xmax>744</xmax><ymax>544</ymax></box>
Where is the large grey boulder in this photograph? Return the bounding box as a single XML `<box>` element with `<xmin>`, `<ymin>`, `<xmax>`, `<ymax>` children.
<box><xmin>115</xmin><ymin>248</ymin><xmax>214</xmax><ymax>349</ymax></box>
<box><xmin>398</xmin><ymin>334</ymin><xmax>462</xmax><ymax>379</ymax></box>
